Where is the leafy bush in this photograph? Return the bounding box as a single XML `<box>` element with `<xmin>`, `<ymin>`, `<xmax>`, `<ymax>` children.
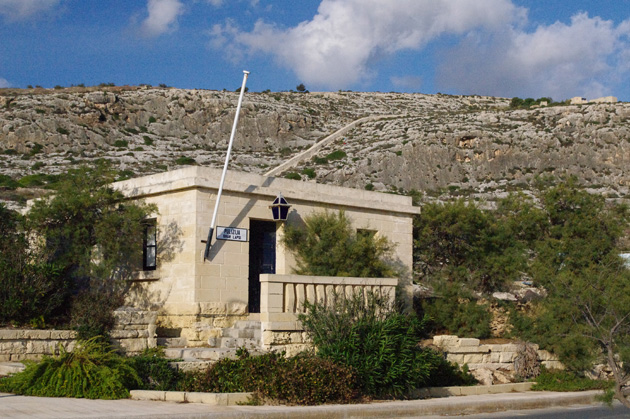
<box><xmin>24</xmin><ymin>163</ymin><xmax>156</xmax><ymax>335</ymax></box>
<box><xmin>113</xmin><ymin>140</ymin><xmax>128</xmax><ymax>148</ymax></box>
<box><xmin>128</xmin><ymin>347</ymin><xmax>181</xmax><ymax>391</ymax></box>
<box><xmin>285</xmin><ymin>172</ymin><xmax>301</xmax><ymax>180</ymax></box>
<box><xmin>181</xmin><ymin>350</ymin><xmax>356</xmax><ymax>405</ymax></box>
<box><xmin>0</xmin><ymin>204</ymin><xmax>67</xmax><ymax>325</ymax></box>
<box><xmin>175</xmin><ymin>156</ymin><xmax>196</xmax><ymax>165</ymax></box>
<box><xmin>418</xmin><ymin>284</ymin><xmax>492</xmax><ymax>339</ymax></box>
<box><xmin>532</xmin><ymin>368</ymin><xmax>613</xmax><ymax>392</ymax></box>
<box><xmin>301</xmin><ymin>168</ymin><xmax>316</xmax><ymax>179</ymax></box>
<box><xmin>0</xmin><ymin>338</ymin><xmax>141</xmax><ymax>399</ymax></box>
<box><xmin>0</xmin><ymin>174</ymin><xmax>19</xmax><ymax>190</ymax></box>
<box><xmin>300</xmin><ymin>291</ymin><xmax>454</xmax><ymax>398</ymax></box>
<box><xmin>282</xmin><ymin>210</ymin><xmax>396</xmax><ymax>278</ymax></box>
<box><xmin>143</xmin><ymin>136</ymin><xmax>153</xmax><ymax>146</ymax></box>
<box><xmin>325</xmin><ymin>150</ymin><xmax>346</xmax><ymax>161</ymax></box>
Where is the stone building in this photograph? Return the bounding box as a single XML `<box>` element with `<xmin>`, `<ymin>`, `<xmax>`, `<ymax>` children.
<box><xmin>114</xmin><ymin>166</ymin><xmax>418</xmax><ymax>350</ymax></box>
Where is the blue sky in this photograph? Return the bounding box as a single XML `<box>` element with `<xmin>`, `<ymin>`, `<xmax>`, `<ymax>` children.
<box><xmin>1</xmin><ymin>0</ymin><xmax>629</xmax><ymax>101</ymax></box>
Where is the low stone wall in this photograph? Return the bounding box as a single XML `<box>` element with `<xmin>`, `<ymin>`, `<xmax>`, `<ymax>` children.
<box><xmin>0</xmin><ymin>308</ymin><xmax>157</xmax><ymax>362</ymax></box>
<box><xmin>0</xmin><ymin>330</ymin><xmax>77</xmax><ymax>362</ymax></box>
<box><xmin>432</xmin><ymin>335</ymin><xmax>562</xmax><ymax>385</ymax></box>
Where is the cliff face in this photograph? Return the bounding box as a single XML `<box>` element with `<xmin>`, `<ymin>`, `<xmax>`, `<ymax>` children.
<box><xmin>1</xmin><ymin>86</ymin><xmax>629</xmax><ymax>207</ymax></box>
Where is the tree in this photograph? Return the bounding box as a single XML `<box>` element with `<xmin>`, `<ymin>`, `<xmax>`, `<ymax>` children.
<box><xmin>296</xmin><ymin>83</ymin><xmax>307</xmax><ymax>93</ymax></box>
<box><xmin>523</xmin><ymin>180</ymin><xmax>630</xmax><ymax>407</ymax></box>
<box><xmin>26</xmin><ymin>163</ymin><xmax>156</xmax><ymax>337</ymax></box>
<box><xmin>413</xmin><ymin>199</ymin><xmax>525</xmax><ymax>294</ymax></box>
<box><xmin>282</xmin><ymin>210</ymin><xmax>396</xmax><ymax>278</ymax></box>
<box><xmin>0</xmin><ymin>204</ymin><xmax>64</xmax><ymax>325</ymax></box>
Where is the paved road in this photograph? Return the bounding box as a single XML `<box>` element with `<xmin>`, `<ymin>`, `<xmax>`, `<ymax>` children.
<box><xmin>0</xmin><ymin>390</ymin><xmax>607</xmax><ymax>419</ymax></box>
<box><xmin>455</xmin><ymin>402</ymin><xmax>629</xmax><ymax>418</ymax></box>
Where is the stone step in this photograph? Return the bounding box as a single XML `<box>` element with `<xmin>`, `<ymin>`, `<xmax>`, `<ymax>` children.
<box><xmin>220</xmin><ymin>328</ymin><xmax>261</xmax><ymax>339</ymax></box>
<box><xmin>233</xmin><ymin>320</ymin><xmax>261</xmax><ymax>329</ymax></box>
<box><xmin>164</xmin><ymin>347</ymin><xmax>239</xmax><ymax>362</ymax></box>
<box><xmin>157</xmin><ymin>337</ymin><xmax>187</xmax><ymax>347</ymax></box>
<box><xmin>208</xmin><ymin>337</ymin><xmax>260</xmax><ymax>349</ymax></box>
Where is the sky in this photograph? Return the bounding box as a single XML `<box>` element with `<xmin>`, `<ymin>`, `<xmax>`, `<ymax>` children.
<box><xmin>1</xmin><ymin>0</ymin><xmax>629</xmax><ymax>101</ymax></box>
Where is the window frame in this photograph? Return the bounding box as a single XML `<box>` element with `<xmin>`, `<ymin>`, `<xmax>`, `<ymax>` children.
<box><xmin>143</xmin><ymin>219</ymin><xmax>157</xmax><ymax>271</ymax></box>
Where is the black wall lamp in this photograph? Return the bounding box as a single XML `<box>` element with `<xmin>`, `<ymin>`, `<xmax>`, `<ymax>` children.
<box><xmin>270</xmin><ymin>193</ymin><xmax>291</xmax><ymax>221</ymax></box>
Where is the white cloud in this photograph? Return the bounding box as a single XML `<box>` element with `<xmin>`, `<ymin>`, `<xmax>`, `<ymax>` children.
<box><xmin>0</xmin><ymin>77</ymin><xmax>9</xmax><ymax>88</ymax></box>
<box><xmin>140</xmin><ymin>0</ymin><xmax>185</xmax><ymax>37</ymax></box>
<box><xmin>206</xmin><ymin>0</ymin><xmax>223</xmax><ymax>6</ymax></box>
<box><xmin>210</xmin><ymin>0</ymin><xmax>521</xmax><ymax>89</ymax></box>
<box><xmin>437</xmin><ymin>13</ymin><xmax>630</xmax><ymax>100</ymax></box>
<box><xmin>0</xmin><ymin>0</ymin><xmax>61</xmax><ymax>21</ymax></box>
<box><xmin>391</xmin><ymin>75</ymin><xmax>423</xmax><ymax>91</ymax></box>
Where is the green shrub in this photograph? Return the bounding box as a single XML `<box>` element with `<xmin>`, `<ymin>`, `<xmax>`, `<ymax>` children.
<box><xmin>419</xmin><ymin>285</ymin><xmax>492</xmax><ymax>339</ymax></box>
<box><xmin>532</xmin><ymin>368</ymin><xmax>613</xmax><ymax>392</ymax></box>
<box><xmin>181</xmin><ymin>350</ymin><xmax>356</xmax><ymax>405</ymax></box>
<box><xmin>301</xmin><ymin>168</ymin><xmax>316</xmax><ymax>179</ymax></box>
<box><xmin>300</xmin><ymin>291</ymin><xmax>451</xmax><ymax>398</ymax></box>
<box><xmin>175</xmin><ymin>156</ymin><xmax>196</xmax><ymax>165</ymax></box>
<box><xmin>0</xmin><ymin>204</ymin><xmax>67</xmax><ymax>325</ymax></box>
<box><xmin>143</xmin><ymin>136</ymin><xmax>153</xmax><ymax>146</ymax></box>
<box><xmin>312</xmin><ymin>156</ymin><xmax>328</xmax><ymax>165</ymax></box>
<box><xmin>285</xmin><ymin>172</ymin><xmax>301</xmax><ymax>180</ymax></box>
<box><xmin>56</xmin><ymin>127</ymin><xmax>70</xmax><ymax>135</ymax></box>
<box><xmin>113</xmin><ymin>140</ymin><xmax>128</xmax><ymax>148</ymax></box>
<box><xmin>282</xmin><ymin>210</ymin><xmax>396</xmax><ymax>278</ymax></box>
<box><xmin>0</xmin><ymin>338</ymin><xmax>141</xmax><ymax>399</ymax></box>
<box><xmin>128</xmin><ymin>347</ymin><xmax>181</xmax><ymax>391</ymax></box>
<box><xmin>325</xmin><ymin>150</ymin><xmax>346</xmax><ymax>161</ymax></box>
<box><xmin>148</xmin><ymin>116</ymin><xmax>157</xmax><ymax>124</ymax></box>
<box><xmin>0</xmin><ymin>174</ymin><xmax>19</xmax><ymax>190</ymax></box>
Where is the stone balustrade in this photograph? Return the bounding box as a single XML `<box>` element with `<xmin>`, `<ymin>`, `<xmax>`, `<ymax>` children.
<box><xmin>0</xmin><ymin>308</ymin><xmax>157</xmax><ymax>362</ymax></box>
<box><xmin>259</xmin><ymin>274</ymin><xmax>397</xmax><ymax>353</ymax></box>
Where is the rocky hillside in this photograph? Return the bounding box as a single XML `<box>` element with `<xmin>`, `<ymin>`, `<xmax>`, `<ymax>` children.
<box><xmin>1</xmin><ymin>85</ymin><xmax>629</xmax><ymax>207</ymax></box>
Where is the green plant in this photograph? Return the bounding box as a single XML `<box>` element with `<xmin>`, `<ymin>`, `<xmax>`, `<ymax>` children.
<box><xmin>300</xmin><ymin>290</ymin><xmax>449</xmax><ymax>398</ymax></box>
<box><xmin>282</xmin><ymin>210</ymin><xmax>396</xmax><ymax>278</ymax></box>
<box><xmin>418</xmin><ymin>284</ymin><xmax>492</xmax><ymax>339</ymax></box>
<box><xmin>0</xmin><ymin>337</ymin><xmax>141</xmax><ymax>399</ymax></box>
<box><xmin>56</xmin><ymin>127</ymin><xmax>70</xmax><ymax>135</ymax></box>
<box><xmin>301</xmin><ymin>168</ymin><xmax>316</xmax><ymax>179</ymax></box>
<box><xmin>128</xmin><ymin>347</ymin><xmax>181</xmax><ymax>391</ymax></box>
<box><xmin>285</xmin><ymin>172</ymin><xmax>301</xmax><ymax>180</ymax></box>
<box><xmin>175</xmin><ymin>156</ymin><xmax>196</xmax><ymax>165</ymax></box>
<box><xmin>325</xmin><ymin>150</ymin><xmax>347</xmax><ymax>161</ymax></box>
<box><xmin>531</xmin><ymin>368</ymin><xmax>613</xmax><ymax>392</ymax></box>
<box><xmin>143</xmin><ymin>136</ymin><xmax>153</xmax><ymax>146</ymax></box>
<box><xmin>113</xmin><ymin>140</ymin><xmax>128</xmax><ymax>148</ymax></box>
<box><xmin>148</xmin><ymin>116</ymin><xmax>157</xmax><ymax>123</ymax></box>
<box><xmin>0</xmin><ymin>204</ymin><xmax>66</xmax><ymax>325</ymax></box>
<box><xmin>26</xmin><ymin>163</ymin><xmax>156</xmax><ymax>336</ymax></box>
<box><xmin>181</xmin><ymin>350</ymin><xmax>356</xmax><ymax>405</ymax></box>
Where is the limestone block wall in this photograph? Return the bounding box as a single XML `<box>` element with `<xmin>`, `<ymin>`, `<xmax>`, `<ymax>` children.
<box><xmin>0</xmin><ymin>330</ymin><xmax>77</xmax><ymax>362</ymax></box>
<box><xmin>432</xmin><ymin>335</ymin><xmax>562</xmax><ymax>372</ymax></box>
<box><xmin>0</xmin><ymin>309</ymin><xmax>157</xmax><ymax>361</ymax></box>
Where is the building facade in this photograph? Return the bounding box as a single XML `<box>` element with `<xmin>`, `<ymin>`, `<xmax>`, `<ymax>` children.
<box><xmin>114</xmin><ymin>167</ymin><xmax>419</xmax><ymax>347</ymax></box>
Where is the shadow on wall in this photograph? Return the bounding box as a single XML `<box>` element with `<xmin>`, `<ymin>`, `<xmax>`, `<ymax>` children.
<box><xmin>127</xmin><ymin>220</ymin><xmax>183</xmax><ymax>311</ymax></box>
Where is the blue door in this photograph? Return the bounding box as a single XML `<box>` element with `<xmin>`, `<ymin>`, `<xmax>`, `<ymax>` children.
<box><xmin>248</xmin><ymin>220</ymin><xmax>276</xmax><ymax>313</ymax></box>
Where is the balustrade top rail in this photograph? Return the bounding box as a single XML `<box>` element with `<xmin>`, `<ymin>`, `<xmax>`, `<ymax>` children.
<box><xmin>259</xmin><ymin>274</ymin><xmax>397</xmax><ymax>314</ymax></box>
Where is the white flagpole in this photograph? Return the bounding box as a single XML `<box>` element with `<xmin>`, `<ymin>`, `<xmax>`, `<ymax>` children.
<box><xmin>204</xmin><ymin>70</ymin><xmax>250</xmax><ymax>261</ymax></box>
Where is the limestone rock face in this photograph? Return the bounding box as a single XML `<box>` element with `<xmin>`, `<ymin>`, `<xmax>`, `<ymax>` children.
<box><xmin>2</xmin><ymin>86</ymin><xmax>630</xmax><ymax>208</ymax></box>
